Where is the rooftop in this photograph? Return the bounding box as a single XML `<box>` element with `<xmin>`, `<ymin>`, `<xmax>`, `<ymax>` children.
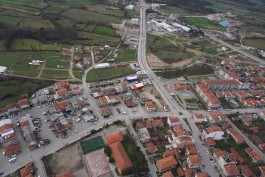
<box><xmin>156</xmin><ymin>155</ymin><xmax>178</xmax><ymax>172</ymax></box>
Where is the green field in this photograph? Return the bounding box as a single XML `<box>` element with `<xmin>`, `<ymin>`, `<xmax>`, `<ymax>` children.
<box><xmin>41</xmin><ymin>69</ymin><xmax>69</xmax><ymax>79</ymax></box>
<box><xmin>94</xmin><ymin>26</ymin><xmax>117</xmax><ymax>37</ymax></box>
<box><xmin>80</xmin><ymin>136</ymin><xmax>105</xmax><ymax>154</ymax></box>
<box><xmin>184</xmin><ymin>17</ymin><xmax>225</xmax><ymax>31</ymax></box>
<box><xmin>9</xmin><ymin>38</ymin><xmax>64</xmax><ymax>51</ymax></box>
<box><xmin>243</xmin><ymin>38</ymin><xmax>265</xmax><ymax>50</ymax></box>
<box><xmin>45</xmin><ymin>53</ymin><xmax>70</xmax><ymax>69</ymax></box>
<box><xmin>0</xmin><ymin>15</ymin><xmax>23</xmax><ymax>26</ymax></box>
<box><xmin>87</xmin><ymin>66</ymin><xmax>134</xmax><ymax>82</ymax></box>
<box><xmin>155</xmin><ymin>64</ymin><xmax>214</xmax><ymax>79</ymax></box>
<box><xmin>155</xmin><ymin>50</ymin><xmax>194</xmax><ymax>64</ymax></box>
<box><xmin>0</xmin><ymin>77</ymin><xmax>54</xmax><ymax>108</ymax></box>
<box><xmin>18</xmin><ymin>19</ymin><xmax>55</xmax><ymax>30</ymax></box>
<box><xmin>202</xmin><ymin>46</ymin><xmax>218</xmax><ymax>55</ymax></box>
<box><xmin>73</xmin><ymin>68</ymin><xmax>84</xmax><ymax>80</ymax></box>
<box><xmin>62</xmin><ymin>9</ymin><xmax>121</xmax><ymax>24</ymax></box>
<box><xmin>0</xmin><ymin>40</ymin><xmax>6</xmax><ymax>51</ymax></box>
<box><xmin>115</xmin><ymin>48</ymin><xmax>136</xmax><ymax>62</ymax></box>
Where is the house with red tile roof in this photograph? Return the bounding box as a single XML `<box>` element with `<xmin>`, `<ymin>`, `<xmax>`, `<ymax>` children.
<box><xmin>156</xmin><ymin>155</ymin><xmax>178</xmax><ymax>172</ymax></box>
<box><xmin>162</xmin><ymin>171</ymin><xmax>174</xmax><ymax>177</ymax></box>
<box><xmin>168</xmin><ymin>131</ymin><xmax>194</xmax><ymax>149</ymax></box>
<box><xmin>196</xmin><ymin>83</ymin><xmax>220</xmax><ymax>109</ymax></box>
<box><xmin>54</xmin><ymin>81</ymin><xmax>70</xmax><ymax>91</ymax></box>
<box><xmin>55</xmin><ymin>88</ymin><xmax>69</xmax><ymax>99</ymax></box>
<box><xmin>167</xmin><ymin>116</ymin><xmax>181</xmax><ymax>127</ymax></box>
<box><xmin>4</xmin><ymin>139</ymin><xmax>21</xmax><ymax>157</ymax></box>
<box><xmin>206</xmin><ymin>137</ymin><xmax>216</xmax><ymax>147</ymax></box>
<box><xmin>163</xmin><ymin>149</ymin><xmax>180</xmax><ymax>158</ymax></box>
<box><xmin>193</xmin><ymin>114</ymin><xmax>206</xmax><ymax>123</ymax></box>
<box><xmin>20</xmin><ymin>163</ymin><xmax>34</xmax><ymax>177</ymax></box>
<box><xmin>245</xmin><ymin>148</ymin><xmax>263</xmax><ymax>163</ymax></box>
<box><xmin>203</xmin><ymin>79</ymin><xmax>240</xmax><ymax>91</ymax></box>
<box><xmin>18</xmin><ymin>99</ymin><xmax>30</xmax><ymax>109</ymax></box>
<box><xmin>54</xmin><ymin>100</ymin><xmax>68</xmax><ymax>111</ymax></box>
<box><xmin>195</xmin><ymin>172</ymin><xmax>208</xmax><ymax>177</ymax></box>
<box><xmin>258</xmin><ymin>143</ymin><xmax>265</xmax><ymax>151</ymax></box>
<box><xmin>145</xmin><ymin>141</ymin><xmax>158</xmax><ymax>153</ymax></box>
<box><xmin>213</xmin><ymin>150</ymin><xmax>228</xmax><ymax>161</ymax></box>
<box><xmin>185</xmin><ymin>144</ymin><xmax>198</xmax><ymax>156</ymax></box>
<box><xmin>209</xmin><ymin>112</ymin><xmax>227</xmax><ymax>123</ymax></box>
<box><xmin>184</xmin><ymin>168</ymin><xmax>193</xmax><ymax>177</ymax></box>
<box><xmin>56</xmin><ymin>169</ymin><xmax>74</xmax><ymax>177</ymax></box>
<box><xmin>177</xmin><ymin>167</ymin><xmax>185</xmax><ymax>177</ymax></box>
<box><xmin>227</xmin><ymin>128</ymin><xmax>245</xmax><ymax>144</ymax></box>
<box><xmin>104</xmin><ymin>132</ymin><xmax>124</xmax><ymax>145</ymax></box>
<box><xmin>0</xmin><ymin>119</ymin><xmax>14</xmax><ymax>140</ymax></box>
<box><xmin>109</xmin><ymin>142</ymin><xmax>133</xmax><ymax>174</ymax></box>
<box><xmin>221</xmin><ymin>164</ymin><xmax>240</xmax><ymax>177</ymax></box>
<box><xmin>202</xmin><ymin>126</ymin><xmax>224</xmax><ymax>140</ymax></box>
<box><xmin>187</xmin><ymin>155</ymin><xmax>201</xmax><ymax>169</ymax></box>
<box><xmin>240</xmin><ymin>165</ymin><xmax>255</xmax><ymax>177</ymax></box>
<box><xmin>145</xmin><ymin>100</ymin><xmax>157</xmax><ymax>112</ymax></box>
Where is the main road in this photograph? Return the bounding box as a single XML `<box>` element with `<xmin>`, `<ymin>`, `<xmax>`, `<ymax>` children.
<box><xmin>137</xmin><ymin>1</ymin><xmax>220</xmax><ymax>176</ymax></box>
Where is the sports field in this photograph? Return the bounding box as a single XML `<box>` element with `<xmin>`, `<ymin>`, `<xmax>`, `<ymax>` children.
<box><xmin>80</xmin><ymin>136</ymin><xmax>105</xmax><ymax>154</ymax></box>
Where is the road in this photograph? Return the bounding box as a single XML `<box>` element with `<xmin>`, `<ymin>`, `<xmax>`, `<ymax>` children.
<box><xmin>137</xmin><ymin>1</ymin><xmax>221</xmax><ymax>176</ymax></box>
<box><xmin>204</xmin><ymin>32</ymin><xmax>265</xmax><ymax>65</ymax></box>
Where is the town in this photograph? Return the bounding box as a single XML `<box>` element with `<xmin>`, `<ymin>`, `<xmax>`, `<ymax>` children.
<box><xmin>0</xmin><ymin>0</ymin><xmax>265</xmax><ymax>177</ymax></box>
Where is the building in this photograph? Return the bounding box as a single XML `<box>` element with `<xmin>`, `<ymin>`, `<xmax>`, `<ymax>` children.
<box><xmin>56</xmin><ymin>169</ymin><xmax>73</xmax><ymax>177</ymax></box>
<box><xmin>245</xmin><ymin>148</ymin><xmax>262</xmax><ymax>163</ymax></box>
<box><xmin>0</xmin><ymin>119</ymin><xmax>15</xmax><ymax>140</ymax></box>
<box><xmin>20</xmin><ymin>163</ymin><xmax>34</xmax><ymax>177</ymax></box>
<box><xmin>196</xmin><ymin>83</ymin><xmax>220</xmax><ymax>109</ymax></box>
<box><xmin>167</xmin><ymin>117</ymin><xmax>181</xmax><ymax>127</ymax></box>
<box><xmin>221</xmin><ymin>164</ymin><xmax>240</xmax><ymax>177</ymax></box>
<box><xmin>145</xmin><ymin>141</ymin><xmax>158</xmax><ymax>153</ymax></box>
<box><xmin>156</xmin><ymin>155</ymin><xmax>178</xmax><ymax>172</ymax></box>
<box><xmin>193</xmin><ymin>114</ymin><xmax>206</xmax><ymax>123</ymax></box>
<box><xmin>195</xmin><ymin>172</ymin><xmax>208</xmax><ymax>177</ymax></box>
<box><xmin>202</xmin><ymin>126</ymin><xmax>224</xmax><ymax>140</ymax></box>
<box><xmin>20</xmin><ymin>115</ymin><xmax>37</xmax><ymax>150</ymax></box>
<box><xmin>95</xmin><ymin>63</ymin><xmax>110</xmax><ymax>69</ymax></box>
<box><xmin>185</xmin><ymin>144</ymin><xmax>198</xmax><ymax>156</ymax></box>
<box><xmin>133</xmin><ymin>82</ymin><xmax>144</xmax><ymax>91</ymax></box>
<box><xmin>227</xmin><ymin>128</ymin><xmax>245</xmax><ymax>144</ymax></box>
<box><xmin>138</xmin><ymin>128</ymin><xmax>151</xmax><ymax>143</ymax></box>
<box><xmin>187</xmin><ymin>155</ymin><xmax>202</xmax><ymax>169</ymax></box>
<box><xmin>54</xmin><ymin>81</ymin><xmax>70</xmax><ymax>91</ymax></box>
<box><xmin>4</xmin><ymin>140</ymin><xmax>21</xmax><ymax>156</ymax></box>
<box><xmin>18</xmin><ymin>99</ymin><xmax>30</xmax><ymax>109</ymax></box>
<box><xmin>168</xmin><ymin>132</ymin><xmax>194</xmax><ymax>149</ymax></box>
<box><xmin>131</xmin><ymin>18</ymin><xmax>139</xmax><ymax>25</ymax></box>
<box><xmin>126</xmin><ymin>75</ymin><xmax>138</xmax><ymax>82</ymax></box>
<box><xmin>104</xmin><ymin>132</ymin><xmax>124</xmax><ymax>145</ymax></box>
<box><xmin>209</xmin><ymin>112</ymin><xmax>227</xmax><ymax>123</ymax></box>
<box><xmin>109</xmin><ymin>142</ymin><xmax>133</xmax><ymax>174</ymax></box>
<box><xmin>145</xmin><ymin>101</ymin><xmax>156</xmax><ymax>112</ymax></box>
<box><xmin>162</xmin><ymin>171</ymin><xmax>174</xmax><ymax>177</ymax></box>
<box><xmin>203</xmin><ymin>79</ymin><xmax>240</xmax><ymax>91</ymax></box>
<box><xmin>0</xmin><ymin>66</ymin><xmax>7</xmax><ymax>74</ymax></box>
<box><xmin>163</xmin><ymin>149</ymin><xmax>180</xmax><ymax>158</ymax></box>
<box><xmin>240</xmin><ymin>165</ymin><xmax>255</xmax><ymax>177</ymax></box>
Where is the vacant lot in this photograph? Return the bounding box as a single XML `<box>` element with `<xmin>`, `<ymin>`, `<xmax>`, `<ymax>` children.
<box><xmin>87</xmin><ymin>66</ymin><xmax>134</xmax><ymax>82</ymax></box>
<box><xmin>94</xmin><ymin>26</ymin><xmax>117</xmax><ymax>37</ymax></box>
<box><xmin>115</xmin><ymin>48</ymin><xmax>136</xmax><ymax>63</ymax></box>
<box><xmin>155</xmin><ymin>64</ymin><xmax>214</xmax><ymax>79</ymax></box>
<box><xmin>62</xmin><ymin>9</ymin><xmax>121</xmax><ymax>24</ymax></box>
<box><xmin>45</xmin><ymin>52</ymin><xmax>70</xmax><ymax>69</ymax></box>
<box><xmin>184</xmin><ymin>17</ymin><xmax>224</xmax><ymax>31</ymax></box>
<box><xmin>41</xmin><ymin>69</ymin><xmax>69</xmax><ymax>79</ymax></box>
<box><xmin>0</xmin><ymin>15</ymin><xmax>23</xmax><ymax>26</ymax></box>
<box><xmin>243</xmin><ymin>38</ymin><xmax>265</xmax><ymax>50</ymax></box>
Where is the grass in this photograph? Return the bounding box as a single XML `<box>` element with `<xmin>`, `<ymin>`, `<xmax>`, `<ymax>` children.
<box><xmin>219</xmin><ymin>98</ymin><xmax>234</xmax><ymax>109</ymax></box>
<box><xmin>202</xmin><ymin>46</ymin><xmax>218</xmax><ymax>55</ymax></box>
<box><xmin>155</xmin><ymin>63</ymin><xmax>214</xmax><ymax>79</ymax></box>
<box><xmin>184</xmin><ymin>17</ymin><xmax>225</xmax><ymax>31</ymax></box>
<box><xmin>42</xmin><ymin>154</ymin><xmax>53</xmax><ymax>177</ymax></box>
<box><xmin>0</xmin><ymin>40</ymin><xmax>6</xmax><ymax>51</ymax></box>
<box><xmin>0</xmin><ymin>15</ymin><xmax>23</xmax><ymax>26</ymax></box>
<box><xmin>159</xmin><ymin>5</ymin><xmax>191</xmax><ymax>16</ymax></box>
<box><xmin>86</xmin><ymin>66</ymin><xmax>134</xmax><ymax>82</ymax></box>
<box><xmin>9</xmin><ymin>38</ymin><xmax>64</xmax><ymax>51</ymax></box>
<box><xmin>115</xmin><ymin>48</ymin><xmax>136</xmax><ymax>62</ymax></box>
<box><xmin>41</xmin><ymin>69</ymin><xmax>69</xmax><ymax>79</ymax></box>
<box><xmin>62</xmin><ymin>9</ymin><xmax>121</xmax><ymax>24</ymax></box>
<box><xmin>243</xmin><ymin>38</ymin><xmax>265</xmax><ymax>50</ymax></box>
<box><xmin>122</xmin><ymin>135</ymin><xmax>149</xmax><ymax>173</ymax></box>
<box><xmin>0</xmin><ymin>77</ymin><xmax>54</xmax><ymax>108</ymax></box>
<box><xmin>18</xmin><ymin>19</ymin><xmax>55</xmax><ymax>31</ymax></box>
<box><xmin>44</xmin><ymin>52</ymin><xmax>70</xmax><ymax>69</ymax></box>
<box><xmin>94</xmin><ymin>26</ymin><xmax>117</xmax><ymax>37</ymax></box>
<box><xmin>155</xmin><ymin>50</ymin><xmax>194</xmax><ymax>64</ymax></box>
<box><xmin>73</xmin><ymin>68</ymin><xmax>84</xmax><ymax>80</ymax></box>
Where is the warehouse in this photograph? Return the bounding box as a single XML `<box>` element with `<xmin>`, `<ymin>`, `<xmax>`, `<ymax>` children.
<box><xmin>126</xmin><ymin>75</ymin><xmax>138</xmax><ymax>82</ymax></box>
<box><xmin>95</xmin><ymin>63</ymin><xmax>110</xmax><ymax>69</ymax></box>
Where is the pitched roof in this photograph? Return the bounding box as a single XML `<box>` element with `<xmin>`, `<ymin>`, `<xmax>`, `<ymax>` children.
<box><xmin>177</xmin><ymin>167</ymin><xmax>184</xmax><ymax>177</ymax></box>
<box><xmin>156</xmin><ymin>155</ymin><xmax>178</xmax><ymax>172</ymax></box>
<box><xmin>205</xmin><ymin>126</ymin><xmax>223</xmax><ymax>134</ymax></box>
<box><xmin>5</xmin><ymin>141</ymin><xmax>21</xmax><ymax>156</ymax></box>
<box><xmin>162</xmin><ymin>171</ymin><xmax>174</xmax><ymax>177</ymax></box>
<box><xmin>185</xmin><ymin>144</ymin><xmax>198</xmax><ymax>155</ymax></box>
<box><xmin>163</xmin><ymin>149</ymin><xmax>180</xmax><ymax>158</ymax></box>
<box><xmin>223</xmin><ymin>164</ymin><xmax>240</xmax><ymax>176</ymax></box>
<box><xmin>54</xmin><ymin>100</ymin><xmax>68</xmax><ymax>110</ymax></box>
<box><xmin>18</xmin><ymin>99</ymin><xmax>29</xmax><ymax>106</ymax></box>
<box><xmin>145</xmin><ymin>141</ymin><xmax>158</xmax><ymax>153</ymax></box>
<box><xmin>214</xmin><ymin>150</ymin><xmax>228</xmax><ymax>159</ymax></box>
<box><xmin>206</xmin><ymin>137</ymin><xmax>216</xmax><ymax>146</ymax></box>
<box><xmin>168</xmin><ymin>116</ymin><xmax>180</xmax><ymax>123</ymax></box>
<box><xmin>209</xmin><ymin>112</ymin><xmax>226</xmax><ymax>122</ymax></box>
<box><xmin>105</xmin><ymin>132</ymin><xmax>124</xmax><ymax>145</ymax></box>
<box><xmin>56</xmin><ymin>169</ymin><xmax>74</xmax><ymax>177</ymax></box>
<box><xmin>187</xmin><ymin>155</ymin><xmax>201</xmax><ymax>165</ymax></box>
<box><xmin>56</xmin><ymin>89</ymin><xmax>68</xmax><ymax>96</ymax></box>
<box><xmin>195</xmin><ymin>172</ymin><xmax>208</xmax><ymax>177</ymax></box>
<box><xmin>173</xmin><ymin>125</ymin><xmax>184</xmax><ymax>133</ymax></box>
<box><xmin>20</xmin><ymin>163</ymin><xmax>34</xmax><ymax>177</ymax></box>
<box><xmin>241</xmin><ymin>165</ymin><xmax>255</xmax><ymax>177</ymax></box>
<box><xmin>109</xmin><ymin>142</ymin><xmax>132</xmax><ymax>172</ymax></box>
<box><xmin>245</xmin><ymin>148</ymin><xmax>262</xmax><ymax>162</ymax></box>
<box><xmin>227</xmin><ymin>128</ymin><xmax>245</xmax><ymax>143</ymax></box>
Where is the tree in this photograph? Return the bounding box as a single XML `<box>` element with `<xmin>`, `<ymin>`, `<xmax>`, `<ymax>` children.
<box><xmin>104</xmin><ymin>146</ymin><xmax>111</xmax><ymax>157</ymax></box>
<box><xmin>108</xmin><ymin>156</ymin><xmax>115</xmax><ymax>163</ymax></box>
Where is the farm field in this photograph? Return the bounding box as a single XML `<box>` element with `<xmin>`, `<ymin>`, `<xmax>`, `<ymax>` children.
<box><xmin>45</xmin><ymin>52</ymin><xmax>70</xmax><ymax>69</ymax></box>
<box><xmin>41</xmin><ymin>69</ymin><xmax>69</xmax><ymax>79</ymax></box>
<box><xmin>184</xmin><ymin>17</ymin><xmax>225</xmax><ymax>31</ymax></box>
<box><xmin>73</xmin><ymin>68</ymin><xmax>84</xmax><ymax>80</ymax></box>
<box><xmin>115</xmin><ymin>48</ymin><xmax>136</xmax><ymax>63</ymax></box>
<box><xmin>242</xmin><ymin>38</ymin><xmax>265</xmax><ymax>50</ymax></box>
<box><xmin>86</xmin><ymin>66</ymin><xmax>135</xmax><ymax>82</ymax></box>
<box><xmin>18</xmin><ymin>19</ymin><xmax>55</xmax><ymax>31</ymax></box>
<box><xmin>94</xmin><ymin>26</ymin><xmax>117</xmax><ymax>37</ymax></box>
<box><xmin>0</xmin><ymin>15</ymin><xmax>23</xmax><ymax>27</ymax></box>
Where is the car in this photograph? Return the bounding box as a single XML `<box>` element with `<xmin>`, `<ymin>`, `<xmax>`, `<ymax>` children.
<box><xmin>40</xmin><ymin>139</ymin><xmax>50</xmax><ymax>145</ymax></box>
<box><xmin>0</xmin><ymin>172</ymin><xmax>4</xmax><ymax>175</ymax></box>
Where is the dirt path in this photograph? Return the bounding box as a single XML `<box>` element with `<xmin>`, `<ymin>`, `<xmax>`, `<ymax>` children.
<box><xmin>69</xmin><ymin>47</ymin><xmax>82</xmax><ymax>82</ymax></box>
<box><xmin>36</xmin><ymin>60</ymin><xmax>46</xmax><ymax>78</ymax></box>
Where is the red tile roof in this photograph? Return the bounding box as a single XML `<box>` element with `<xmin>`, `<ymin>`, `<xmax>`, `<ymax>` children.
<box><xmin>54</xmin><ymin>100</ymin><xmax>68</xmax><ymax>110</ymax></box>
<box><xmin>205</xmin><ymin>125</ymin><xmax>223</xmax><ymax>134</ymax></box>
<box><xmin>187</xmin><ymin>155</ymin><xmax>201</xmax><ymax>165</ymax></box>
<box><xmin>105</xmin><ymin>132</ymin><xmax>124</xmax><ymax>145</ymax></box>
<box><xmin>156</xmin><ymin>155</ymin><xmax>178</xmax><ymax>172</ymax></box>
<box><xmin>20</xmin><ymin>163</ymin><xmax>34</xmax><ymax>177</ymax></box>
<box><xmin>223</xmin><ymin>164</ymin><xmax>240</xmax><ymax>176</ymax></box>
<box><xmin>163</xmin><ymin>149</ymin><xmax>180</xmax><ymax>158</ymax></box>
<box><xmin>56</xmin><ymin>169</ymin><xmax>74</xmax><ymax>177</ymax></box>
<box><xmin>177</xmin><ymin>167</ymin><xmax>184</xmax><ymax>177</ymax></box>
<box><xmin>206</xmin><ymin>137</ymin><xmax>216</xmax><ymax>146</ymax></box>
<box><xmin>241</xmin><ymin>165</ymin><xmax>255</xmax><ymax>177</ymax></box>
<box><xmin>18</xmin><ymin>99</ymin><xmax>29</xmax><ymax>107</ymax></box>
<box><xmin>195</xmin><ymin>172</ymin><xmax>207</xmax><ymax>177</ymax></box>
<box><xmin>56</xmin><ymin>89</ymin><xmax>68</xmax><ymax>96</ymax></box>
<box><xmin>227</xmin><ymin>128</ymin><xmax>245</xmax><ymax>144</ymax></box>
<box><xmin>214</xmin><ymin>150</ymin><xmax>228</xmax><ymax>159</ymax></box>
<box><xmin>109</xmin><ymin>142</ymin><xmax>132</xmax><ymax>173</ymax></box>
<box><xmin>5</xmin><ymin>142</ymin><xmax>21</xmax><ymax>156</ymax></box>
<box><xmin>145</xmin><ymin>141</ymin><xmax>158</xmax><ymax>153</ymax></box>
<box><xmin>162</xmin><ymin>171</ymin><xmax>174</xmax><ymax>177</ymax></box>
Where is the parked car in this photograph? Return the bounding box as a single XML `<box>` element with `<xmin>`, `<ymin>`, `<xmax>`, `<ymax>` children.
<box><xmin>40</xmin><ymin>139</ymin><xmax>50</xmax><ymax>145</ymax></box>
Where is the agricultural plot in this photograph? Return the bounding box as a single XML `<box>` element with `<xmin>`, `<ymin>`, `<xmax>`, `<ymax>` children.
<box><xmin>41</xmin><ymin>69</ymin><xmax>69</xmax><ymax>79</ymax></box>
<box><xmin>61</xmin><ymin>9</ymin><xmax>121</xmax><ymax>24</ymax></box>
<box><xmin>243</xmin><ymin>38</ymin><xmax>265</xmax><ymax>50</ymax></box>
<box><xmin>0</xmin><ymin>15</ymin><xmax>23</xmax><ymax>27</ymax></box>
<box><xmin>184</xmin><ymin>17</ymin><xmax>225</xmax><ymax>31</ymax></box>
<box><xmin>18</xmin><ymin>19</ymin><xmax>55</xmax><ymax>31</ymax></box>
<box><xmin>94</xmin><ymin>26</ymin><xmax>117</xmax><ymax>37</ymax></box>
<box><xmin>9</xmin><ymin>38</ymin><xmax>64</xmax><ymax>51</ymax></box>
<box><xmin>73</xmin><ymin>68</ymin><xmax>84</xmax><ymax>80</ymax></box>
<box><xmin>45</xmin><ymin>52</ymin><xmax>70</xmax><ymax>69</ymax></box>
<box><xmin>86</xmin><ymin>66</ymin><xmax>135</xmax><ymax>82</ymax></box>
<box><xmin>115</xmin><ymin>48</ymin><xmax>136</xmax><ymax>62</ymax></box>
<box><xmin>86</xmin><ymin>4</ymin><xmax>124</xmax><ymax>17</ymax></box>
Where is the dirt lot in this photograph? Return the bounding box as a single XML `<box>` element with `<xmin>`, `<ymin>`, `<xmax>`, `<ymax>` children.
<box><xmin>147</xmin><ymin>53</ymin><xmax>192</xmax><ymax>69</ymax></box>
<box><xmin>48</xmin><ymin>143</ymin><xmax>88</xmax><ymax>177</ymax></box>
<box><xmin>188</xmin><ymin>74</ymin><xmax>218</xmax><ymax>81</ymax></box>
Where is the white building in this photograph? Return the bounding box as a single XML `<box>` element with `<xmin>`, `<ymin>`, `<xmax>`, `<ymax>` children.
<box><xmin>0</xmin><ymin>66</ymin><xmax>7</xmax><ymax>74</ymax></box>
<box><xmin>125</xmin><ymin>4</ymin><xmax>135</xmax><ymax>10</ymax></box>
<box><xmin>202</xmin><ymin>126</ymin><xmax>224</xmax><ymax>140</ymax></box>
<box><xmin>138</xmin><ymin>128</ymin><xmax>151</xmax><ymax>143</ymax></box>
<box><xmin>95</xmin><ymin>63</ymin><xmax>110</xmax><ymax>69</ymax></box>
<box><xmin>172</xmin><ymin>23</ymin><xmax>191</xmax><ymax>32</ymax></box>
<box><xmin>131</xmin><ymin>18</ymin><xmax>139</xmax><ymax>25</ymax></box>
<box><xmin>0</xmin><ymin>119</ymin><xmax>14</xmax><ymax>140</ymax></box>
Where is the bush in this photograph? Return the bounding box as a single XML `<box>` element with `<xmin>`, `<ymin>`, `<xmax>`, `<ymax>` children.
<box><xmin>109</xmin><ymin>156</ymin><xmax>115</xmax><ymax>163</ymax></box>
<box><xmin>104</xmin><ymin>146</ymin><xmax>112</xmax><ymax>157</ymax></box>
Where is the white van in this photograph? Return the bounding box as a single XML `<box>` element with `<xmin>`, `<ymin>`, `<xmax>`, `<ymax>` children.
<box><xmin>9</xmin><ymin>157</ymin><xmax>16</xmax><ymax>163</ymax></box>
